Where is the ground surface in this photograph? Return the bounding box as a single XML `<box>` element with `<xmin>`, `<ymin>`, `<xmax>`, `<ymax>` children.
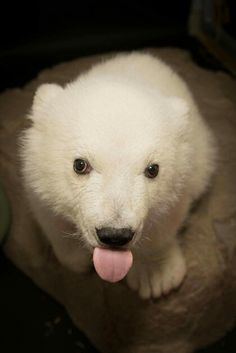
<box><xmin>1</xmin><ymin>249</ymin><xmax>235</xmax><ymax>353</ymax></box>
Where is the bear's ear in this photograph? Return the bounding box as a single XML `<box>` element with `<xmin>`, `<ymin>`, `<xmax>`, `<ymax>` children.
<box><xmin>167</xmin><ymin>96</ymin><xmax>190</xmax><ymax>132</ymax></box>
<box><xmin>29</xmin><ymin>83</ymin><xmax>64</xmax><ymax>122</ymax></box>
<box><xmin>33</xmin><ymin>83</ymin><xmax>63</xmax><ymax>106</ymax></box>
<box><xmin>169</xmin><ymin>96</ymin><xmax>189</xmax><ymax>118</ymax></box>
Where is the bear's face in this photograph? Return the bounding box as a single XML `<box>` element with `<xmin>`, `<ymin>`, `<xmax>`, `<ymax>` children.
<box><xmin>21</xmin><ymin>79</ymin><xmax>192</xmax><ymax>248</ymax></box>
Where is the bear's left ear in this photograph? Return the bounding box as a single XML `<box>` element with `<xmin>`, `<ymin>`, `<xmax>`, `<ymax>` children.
<box><xmin>29</xmin><ymin>84</ymin><xmax>64</xmax><ymax>122</ymax></box>
<box><xmin>33</xmin><ymin>83</ymin><xmax>63</xmax><ymax>108</ymax></box>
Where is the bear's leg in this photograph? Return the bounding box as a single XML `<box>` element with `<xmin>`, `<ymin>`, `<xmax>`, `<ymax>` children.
<box><xmin>126</xmin><ymin>240</ymin><xmax>186</xmax><ymax>299</ymax></box>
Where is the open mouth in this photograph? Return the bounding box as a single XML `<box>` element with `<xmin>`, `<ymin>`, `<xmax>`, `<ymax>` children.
<box><xmin>92</xmin><ymin>227</ymin><xmax>134</xmax><ymax>283</ymax></box>
<box><xmin>93</xmin><ymin>247</ymin><xmax>133</xmax><ymax>283</ymax></box>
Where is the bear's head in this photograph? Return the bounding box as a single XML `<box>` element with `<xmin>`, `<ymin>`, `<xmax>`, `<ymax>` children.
<box><xmin>21</xmin><ymin>75</ymin><xmax>192</xmax><ymax>258</ymax></box>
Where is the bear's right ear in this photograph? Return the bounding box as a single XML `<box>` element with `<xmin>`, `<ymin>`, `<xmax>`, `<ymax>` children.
<box><xmin>30</xmin><ymin>83</ymin><xmax>64</xmax><ymax>118</ymax></box>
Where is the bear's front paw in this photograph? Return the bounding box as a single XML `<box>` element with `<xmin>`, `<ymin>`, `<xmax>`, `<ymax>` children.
<box><xmin>126</xmin><ymin>247</ymin><xmax>187</xmax><ymax>300</ymax></box>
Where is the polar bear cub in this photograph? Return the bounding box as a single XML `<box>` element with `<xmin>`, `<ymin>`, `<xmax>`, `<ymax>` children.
<box><xmin>20</xmin><ymin>52</ymin><xmax>216</xmax><ymax>299</ymax></box>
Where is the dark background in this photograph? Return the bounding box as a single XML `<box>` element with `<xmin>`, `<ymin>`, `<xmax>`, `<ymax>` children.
<box><xmin>0</xmin><ymin>0</ymin><xmax>221</xmax><ymax>91</ymax></box>
<box><xmin>1</xmin><ymin>1</ymin><xmax>236</xmax><ymax>352</ymax></box>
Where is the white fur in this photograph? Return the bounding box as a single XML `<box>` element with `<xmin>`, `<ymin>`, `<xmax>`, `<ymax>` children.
<box><xmin>20</xmin><ymin>52</ymin><xmax>216</xmax><ymax>299</ymax></box>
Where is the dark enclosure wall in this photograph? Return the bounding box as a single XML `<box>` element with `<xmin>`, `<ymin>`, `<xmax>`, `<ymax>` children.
<box><xmin>0</xmin><ymin>2</ymin><xmax>191</xmax><ymax>90</ymax></box>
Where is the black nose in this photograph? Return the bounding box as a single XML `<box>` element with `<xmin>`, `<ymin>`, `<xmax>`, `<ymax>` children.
<box><xmin>96</xmin><ymin>227</ymin><xmax>134</xmax><ymax>247</ymax></box>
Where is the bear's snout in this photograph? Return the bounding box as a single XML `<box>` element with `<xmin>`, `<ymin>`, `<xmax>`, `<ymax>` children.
<box><xmin>96</xmin><ymin>227</ymin><xmax>134</xmax><ymax>247</ymax></box>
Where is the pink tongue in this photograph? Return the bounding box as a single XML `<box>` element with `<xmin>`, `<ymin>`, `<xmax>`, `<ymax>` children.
<box><xmin>93</xmin><ymin>247</ymin><xmax>133</xmax><ymax>283</ymax></box>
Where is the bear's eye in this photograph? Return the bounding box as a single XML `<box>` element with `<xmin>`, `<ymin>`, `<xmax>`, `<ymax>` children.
<box><xmin>144</xmin><ymin>164</ymin><xmax>159</xmax><ymax>179</ymax></box>
<box><xmin>73</xmin><ymin>159</ymin><xmax>91</xmax><ymax>175</ymax></box>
